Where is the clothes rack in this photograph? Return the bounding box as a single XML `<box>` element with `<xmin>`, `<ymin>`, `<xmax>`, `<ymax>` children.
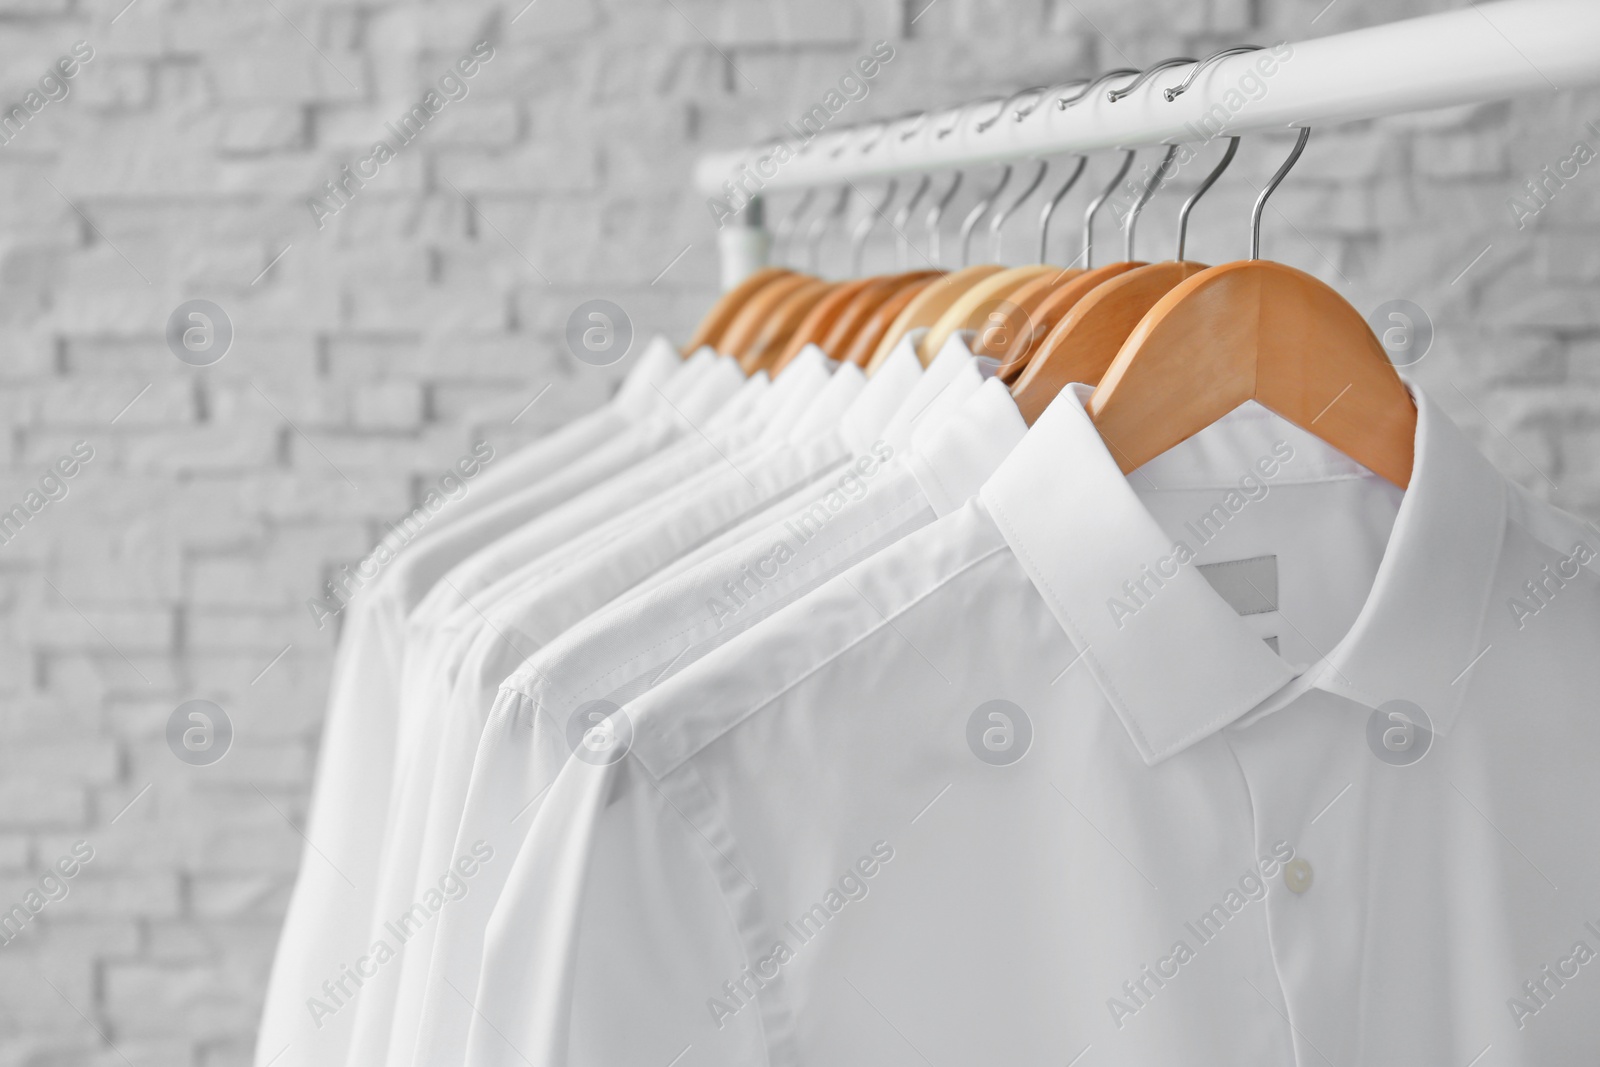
<box><xmin>698</xmin><ymin>0</ymin><xmax>1600</xmax><ymax>286</ymax></box>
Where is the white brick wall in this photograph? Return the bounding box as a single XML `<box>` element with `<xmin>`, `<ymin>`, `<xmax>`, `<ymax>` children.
<box><xmin>0</xmin><ymin>0</ymin><xmax>1594</xmax><ymax>1063</ymax></box>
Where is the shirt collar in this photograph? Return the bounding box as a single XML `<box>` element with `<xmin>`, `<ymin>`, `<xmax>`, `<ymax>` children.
<box><xmin>883</xmin><ymin>332</ymin><xmax>973</xmax><ymax>449</ymax></box>
<box><xmin>839</xmin><ymin>339</ymin><xmax>922</xmax><ymax>452</ymax></box>
<box><xmin>908</xmin><ymin>377</ymin><xmax>1026</xmax><ymax>517</ymax></box>
<box><xmin>675</xmin><ymin>353</ymin><xmax>747</xmax><ymax>424</ymax></box>
<box><xmin>906</xmin><ymin>339</ymin><xmax>988</xmax><ymax>444</ymax></box>
<box><xmin>615</xmin><ymin>335</ymin><xmax>688</xmax><ymax>416</ymax></box>
<box><xmin>703</xmin><ymin>369</ymin><xmax>769</xmax><ymax>431</ymax></box>
<box><xmin>980</xmin><ymin>380</ymin><xmax>1507</xmax><ymax>765</ymax></box>
<box><xmin>787</xmin><ymin>347</ymin><xmax>864</xmax><ymax>443</ymax></box>
<box><xmin>756</xmin><ymin>346</ymin><xmax>831</xmax><ymax>444</ymax></box>
<box><xmin>656</xmin><ymin>346</ymin><xmax>716</xmax><ymax>405</ymax></box>
<box><xmin>1237</xmin><ymin>382</ymin><xmax>1508</xmax><ymax>735</ymax></box>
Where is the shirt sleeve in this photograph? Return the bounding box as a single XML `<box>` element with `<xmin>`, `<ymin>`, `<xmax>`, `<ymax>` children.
<box><xmin>467</xmin><ymin>755</ymin><xmax>772</xmax><ymax>1067</ymax></box>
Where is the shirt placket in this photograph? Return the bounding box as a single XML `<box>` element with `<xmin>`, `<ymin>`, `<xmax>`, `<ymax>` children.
<box><xmin>1227</xmin><ymin>689</ymin><xmax>1374</xmax><ymax>1067</ymax></box>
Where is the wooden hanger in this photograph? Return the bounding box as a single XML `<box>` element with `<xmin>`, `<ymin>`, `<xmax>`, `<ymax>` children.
<box><xmin>972</xmin><ymin>156</ymin><xmax>1093</xmax><ymax>376</ymax></box>
<box><xmin>682</xmin><ymin>267</ymin><xmax>794</xmax><ymax>355</ymax></box>
<box><xmin>769</xmin><ymin>180</ymin><xmax>930</xmax><ymax>373</ymax></box>
<box><xmin>842</xmin><ymin>274</ymin><xmax>943</xmax><ymax>369</ymax></box>
<box><xmin>1005</xmin><ymin>152</ymin><xmax>1145</xmax><ymax>388</ymax></box>
<box><xmin>717</xmin><ymin>273</ymin><xmax>814</xmax><ymax>360</ymax></box>
<box><xmin>864</xmin><ymin>164</ymin><xmax>1018</xmax><ymax>371</ymax></box>
<box><xmin>740</xmin><ymin>279</ymin><xmax>838</xmax><ymax>374</ymax></box>
<box><xmin>865</xmin><ymin>265</ymin><xmax>1006</xmax><ymax>372</ymax></box>
<box><xmin>916</xmin><ymin>160</ymin><xmax>1054</xmax><ymax>361</ymax></box>
<box><xmin>768</xmin><ymin>277</ymin><xmax>877</xmax><ymax>374</ymax></box>
<box><xmin>1089</xmin><ymin>130</ymin><xmax>1416</xmax><ymax>488</ymax></box>
<box><xmin>974</xmin><ymin>269</ymin><xmax>1079</xmax><ymax>379</ymax></box>
<box><xmin>1011</xmin><ymin>140</ymin><xmax>1241</xmax><ymax>420</ymax></box>
<box><xmin>919</xmin><ymin>264</ymin><xmax>1057</xmax><ymax>363</ymax></box>
<box><xmin>1003</xmin><ymin>149</ymin><xmax>1147</xmax><ymax>404</ymax></box>
<box><xmin>821</xmin><ymin>271</ymin><xmax>941</xmax><ymax>359</ymax></box>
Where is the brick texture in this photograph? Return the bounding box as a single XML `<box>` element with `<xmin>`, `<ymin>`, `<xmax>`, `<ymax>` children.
<box><xmin>0</xmin><ymin>0</ymin><xmax>1595</xmax><ymax>1063</ymax></box>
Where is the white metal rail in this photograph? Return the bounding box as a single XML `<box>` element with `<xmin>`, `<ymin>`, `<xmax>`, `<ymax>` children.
<box><xmin>697</xmin><ymin>0</ymin><xmax>1600</xmax><ymax>193</ymax></box>
<box><xmin>696</xmin><ymin>0</ymin><xmax>1600</xmax><ymax>282</ymax></box>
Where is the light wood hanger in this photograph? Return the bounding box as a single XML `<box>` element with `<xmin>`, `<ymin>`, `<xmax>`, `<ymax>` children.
<box><xmin>822</xmin><ymin>271</ymin><xmax>941</xmax><ymax>359</ymax></box>
<box><xmin>740</xmin><ymin>279</ymin><xmax>839</xmax><ymax>374</ymax></box>
<box><xmin>682</xmin><ymin>267</ymin><xmax>793</xmax><ymax>355</ymax></box>
<box><xmin>971</xmin><ymin>156</ymin><xmax>1090</xmax><ymax>375</ymax></box>
<box><xmin>843</xmin><ymin>274</ymin><xmax>943</xmax><ymax>369</ymax></box>
<box><xmin>920</xmin><ymin>265</ymin><xmax>1057</xmax><ymax>363</ymax></box>
<box><xmin>1012</xmin><ymin>138</ymin><xmax>1242</xmax><ymax>420</ymax></box>
<box><xmin>769</xmin><ymin>277</ymin><xmax>876</xmax><ymax>373</ymax></box>
<box><xmin>866</xmin><ymin>265</ymin><xmax>1006</xmax><ymax>372</ymax></box>
<box><xmin>987</xmin><ymin>74</ymin><xmax>1186</xmax><ymax>385</ymax></box>
<box><xmin>1007</xmin><ymin>148</ymin><xmax>1147</xmax><ymax>409</ymax></box>
<box><xmin>980</xmin><ymin>270</ymin><xmax>1082</xmax><ymax>379</ymax></box>
<box><xmin>768</xmin><ymin>173</ymin><xmax>922</xmax><ymax>373</ymax></box>
<box><xmin>717</xmin><ymin>272</ymin><xmax>815</xmax><ymax>360</ymax></box>
<box><xmin>919</xmin><ymin>160</ymin><xmax>1052</xmax><ymax>361</ymax></box>
<box><xmin>1090</xmin><ymin>129</ymin><xmax>1417</xmax><ymax>488</ymax></box>
<box><xmin>866</xmin><ymin>166</ymin><xmax>1015</xmax><ymax>369</ymax></box>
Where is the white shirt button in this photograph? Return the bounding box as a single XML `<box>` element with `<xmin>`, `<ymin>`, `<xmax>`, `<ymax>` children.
<box><xmin>1284</xmin><ymin>857</ymin><xmax>1314</xmax><ymax>894</ymax></box>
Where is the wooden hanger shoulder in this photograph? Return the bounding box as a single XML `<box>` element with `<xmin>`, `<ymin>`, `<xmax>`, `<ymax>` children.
<box><xmin>683</xmin><ymin>267</ymin><xmax>793</xmax><ymax>355</ymax></box>
<box><xmin>918</xmin><ymin>264</ymin><xmax>1057</xmax><ymax>364</ymax></box>
<box><xmin>718</xmin><ymin>273</ymin><xmax>814</xmax><ymax>361</ymax></box>
<box><xmin>769</xmin><ymin>278</ymin><xmax>877</xmax><ymax>374</ymax></box>
<box><xmin>821</xmin><ymin>271</ymin><xmax>941</xmax><ymax>360</ymax></box>
<box><xmin>741</xmin><ymin>279</ymin><xmax>838</xmax><ymax>375</ymax></box>
<box><xmin>1009</xmin><ymin>260</ymin><xmax>1209</xmax><ymax>423</ymax></box>
<box><xmin>1007</xmin><ymin>261</ymin><xmax>1147</xmax><ymax>420</ymax></box>
<box><xmin>1089</xmin><ymin>259</ymin><xmax>1416</xmax><ymax>487</ymax></box>
<box><xmin>842</xmin><ymin>275</ymin><xmax>943</xmax><ymax>370</ymax></box>
<box><xmin>865</xmin><ymin>264</ymin><xmax>1006</xmax><ymax>373</ymax></box>
<box><xmin>974</xmin><ymin>268</ymin><xmax>1083</xmax><ymax>378</ymax></box>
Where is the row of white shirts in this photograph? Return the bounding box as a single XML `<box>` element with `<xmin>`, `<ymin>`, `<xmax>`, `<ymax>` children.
<box><xmin>257</xmin><ymin>328</ymin><xmax>1600</xmax><ymax>1066</ymax></box>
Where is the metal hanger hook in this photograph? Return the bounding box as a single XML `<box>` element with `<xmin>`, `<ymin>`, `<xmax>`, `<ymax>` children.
<box><xmin>1059</xmin><ymin>69</ymin><xmax>1138</xmax><ymax>109</ymax></box>
<box><xmin>855</xmin><ymin>118</ymin><xmax>895</xmax><ymax>158</ymax></box>
<box><xmin>978</xmin><ymin>86</ymin><xmax>1046</xmax><ymax>133</ymax></box>
<box><xmin>850</xmin><ymin>179</ymin><xmax>899</xmax><ymax>276</ymax></box>
<box><xmin>925</xmin><ymin>171</ymin><xmax>964</xmax><ymax>265</ymax></box>
<box><xmin>1038</xmin><ymin>155</ymin><xmax>1087</xmax><ymax>264</ymax></box>
<box><xmin>803</xmin><ymin>184</ymin><xmax>852</xmax><ymax>274</ymax></box>
<box><xmin>876</xmin><ymin>110</ymin><xmax>927</xmax><ymax>159</ymax></box>
<box><xmin>937</xmin><ymin>96</ymin><xmax>1000</xmax><ymax>140</ymax></box>
<box><xmin>893</xmin><ymin>174</ymin><xmax>932</xmax><ymax>269</ymax></box>
<box><xmin>1124</xmin><ymin>144</ymin><xmax>1180</xmax><ymax>261</ymax></box>
<box><xmin>1176</xmin><ymin>135</ymin><xmax>1239</xmax><ymax>261</ymax></box>
<box><xmin>1107</xmin><ymin>57</ymin><xmax>1197</xmax><ymax>103</ymax></box>
<box><xmin>774</xmin><ymin>188</ymin><xmax>816</xmax><ymax>267</ymax></box>
<box><xmin>1083</xmin><ymin>149</ymin><xmax>1134</xmax><ymax>269</ymax></box>
<box><xmin>1020</xmin><ymin>80</ymin><xmax>1087</xmax><ymax>122</ymax></box>
<box><xmin>1165</xmin><ymin>45</ymin><xmax>1262</xmax><ymax>101</ymax></box>
<box><xmin>1252</xmin><ymin>127</ymin><xmax>1310</xmax><ymax>260</ymax></box>
<box><xmin>826</xmin><ymin>124</ymin><xmax>865</xmax><ymax>159</ymax></box>
<box><xmin>989</xmin><ymin>159</ymin><xmax>1047</xmax><ymax>261</ymax></box>
<box><xmin>897</xmin><ymin>110</ymin><xmax>932</xmax><ymax>142</ymax></box>
<box><xmin>960</xmin><ymin>164</ymin><xmax>1012</xmax><ymax>267</ymax></box>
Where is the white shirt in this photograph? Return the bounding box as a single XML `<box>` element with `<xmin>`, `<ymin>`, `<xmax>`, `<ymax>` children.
<box><xmin>379</xmin><ymin>343</ymin><xmax>935</xmax><ymax>1067</ymax></box>
<box><xmin>465</xmin><ymin>382</ymin><xmax>1600</xmax><ymax>1066</ymax></box>
<box><xmin>429</xmin><ymin>336</ymin><xmax>685</xmax><ymax>528</ymax></box>
<box><xmin>405</xmin><ymin>353</ymin><xmax>756</xmax><ymax>631</ymax></box>
<box><xmin>403</xmin><ymin>377</ymin><xmax>1025</xmax><ymax>1067</ymax></box>
<box><xmin>333</xmin><ymin>354</ymin><xmax>785</xmax><ymax>1067</ymax></box>
<box><xmin>253</xmin><ymin>341</ymin><xmax>724</xmax><ymax>1067</ymax></box>
<box><xmin>340</xmin><ymin>347</ymin><xmax>862</xmax><ymax>1067</ymax></box>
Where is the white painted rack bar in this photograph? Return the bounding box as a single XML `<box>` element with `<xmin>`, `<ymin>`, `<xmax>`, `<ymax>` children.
<box><xmin>696</xmin><ymin>0</ymin><xmax>1600</xmax><ymax>284</ymax></box>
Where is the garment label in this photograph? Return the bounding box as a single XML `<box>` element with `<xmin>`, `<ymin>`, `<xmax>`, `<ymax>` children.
<box><xmin>1197</xmin><ymin>555</ymin><xmax>1278</xmax><ymax>616</ymax></box>
<box><xmin>1198</xmin><ymin>555</ymin><xmax>1280</xmax><ymax>654</ymax></box>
